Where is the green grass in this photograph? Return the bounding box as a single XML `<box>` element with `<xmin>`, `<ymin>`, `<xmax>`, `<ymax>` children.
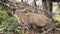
<box><xmin>55</xmin><ymin>7</ymin><xmax>60</xmax><ymax>13</ymax></box>
<box><xmin>0</xmin><ymin>10</ymin><xmax>18</xmax><ymax>34</ymax></box>
<box><xmin>54</xmin><ymin>15</ymin><xmax>60</xmax><ymax>28</ymax></box>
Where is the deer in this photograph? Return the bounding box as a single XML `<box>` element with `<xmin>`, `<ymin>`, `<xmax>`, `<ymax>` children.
<box><xmin>12</xmin><ymin>2</ymin><xmax>53</xmax><ymax>34</ymax></box>
<box><xmin>15</xmin><ymin>12</ymin><xmax>53</xmax><ymax>29</ymax></box>
<box><xmin>14</xmin><ymin>12</ymin><xmax>53</xmax><ymax>34</ymax></box>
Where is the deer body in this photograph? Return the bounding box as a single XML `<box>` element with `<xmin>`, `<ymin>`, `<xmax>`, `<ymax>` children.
<box><xmin>16</xmin><ymin>13</ymin><xmax>52</xmax><ymax>28</ymax></box>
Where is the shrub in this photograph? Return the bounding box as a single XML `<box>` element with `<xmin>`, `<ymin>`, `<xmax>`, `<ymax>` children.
<box><xmin>54</xmin><ymin>15</ymin><xmax>60</xmax><ymax>28</ymax></box>
<box><xmin>55</xmin><ymin>6</ymin><xmax>60</xmax><ymax>13</ymax></box>
<box><xmin>0</xmin><ymin>10</ymin><xmax>18</xmax><ymax>34</ymax></box>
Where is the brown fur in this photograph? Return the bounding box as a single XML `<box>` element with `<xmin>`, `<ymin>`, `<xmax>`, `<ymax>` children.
<box><xmin>17</xmin><ymin>13</ymin><xmax>52</xmax><ymax>28</ymax></box>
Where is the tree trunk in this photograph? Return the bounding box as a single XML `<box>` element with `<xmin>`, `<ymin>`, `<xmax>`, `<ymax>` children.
<box><xmin>33</xmin><ymin>0</ymin><xmax>37</xmax><ymax>13</ymax></box>
<box><xmin>42</xmin><ymin>0</ymin><xmax>52</xmax><ymax>18</ymax></box>
<box><xmin>46</xmin><ymin>0</ymin><xmax>52</xmax><ymax>18</ymax></box>
<box><xmin>57</xmin><ymin>2</ymin><xmax>60</xmax><ymax>8</ymax></box>
<box><xmin>42</xmin><ymin>0</ymin><xmax>48</xmax><ymax>16</ymax></box>
<box><xmin>33</xmin><ymin>0</ymin><xmax>37</xmax><ymax>7</ymax></box>
<box><xmin>21</xmin><ymin>0</ymin><xmax>23</xmax><ymax>3</ymax></box>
